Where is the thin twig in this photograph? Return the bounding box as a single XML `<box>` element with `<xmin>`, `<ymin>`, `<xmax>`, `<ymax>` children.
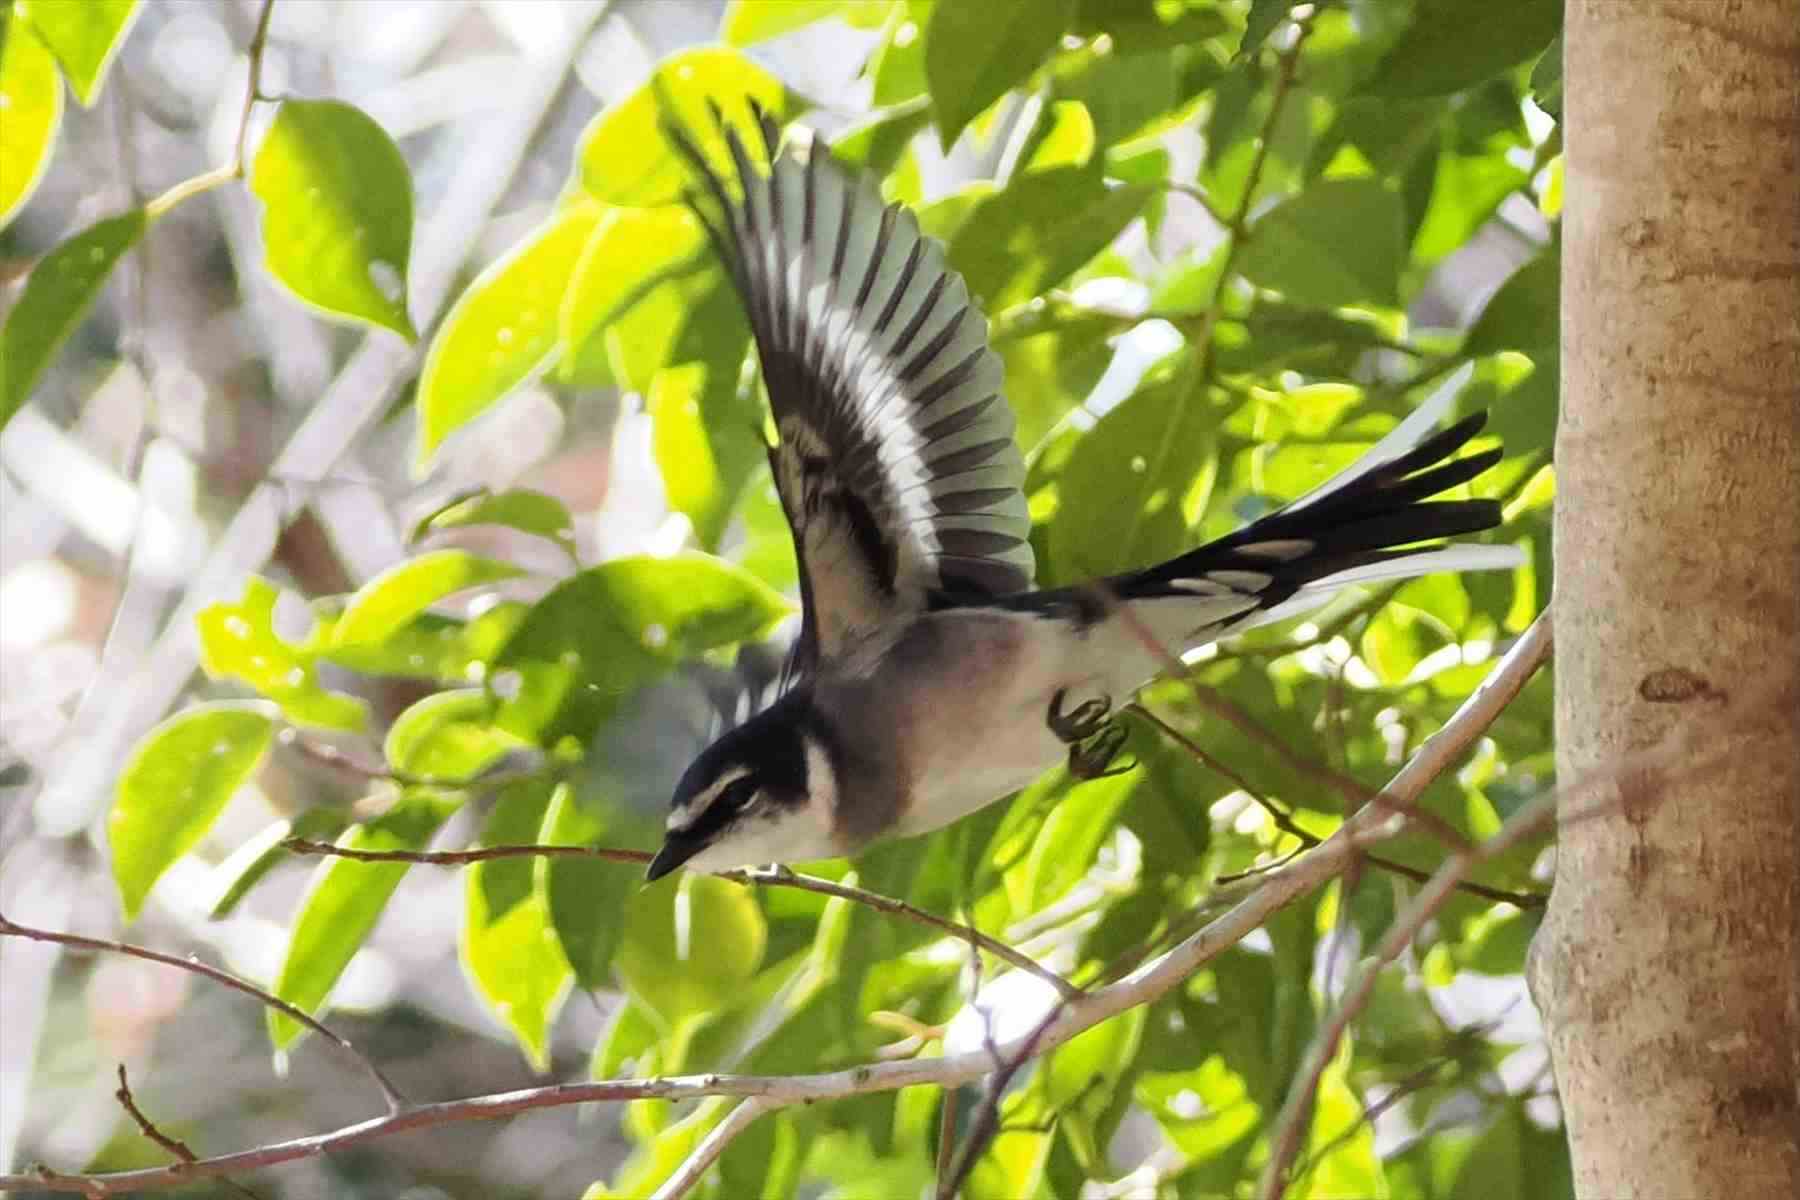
<box><xmin>280</xmin><ymin>841</ymin><xmax>1082</xmax><ymax>1000</ymax></box>
<box><xmin>0</xmin><ymin>913</ymin><xmax>406</xmax><ymax>1113</ymax></box>
<box><xmin>647</xmin><ymin>1097</ymin><xmax>777</xmax><ymax>1200</ymax></box>
<box><xmin>145</xmin><ymin>0</ymin><xmax>276</xmax><ymax>218</ymax></box>
<box><xmin>936</xmin><ymin>1003</ymin><xmax>1067</xmax><ymax>1200</ymax></box>
<box><xmin>114</xmin><ymin>1067</ymin><xmax>263</xmax><ymax>1200</ymax></box>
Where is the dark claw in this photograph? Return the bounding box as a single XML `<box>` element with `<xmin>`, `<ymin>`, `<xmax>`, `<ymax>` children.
<box><xmin>1068</xmin><ymin>723</ymin><xmax>1134</xmax><ymax>781</ymax></box>
<box><xmin>1048</xmin><ymin>688</ymin><xmax>1113</xmax><ymax>744</ymax></box>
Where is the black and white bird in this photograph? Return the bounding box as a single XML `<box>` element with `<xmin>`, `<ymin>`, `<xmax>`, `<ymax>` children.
<box><xmin>645</xmin><ymin>106</ymin><xmax>1522</xmax><ymax>881</ymax></box>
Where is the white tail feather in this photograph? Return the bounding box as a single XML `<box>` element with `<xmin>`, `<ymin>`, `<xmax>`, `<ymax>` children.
<box><xmin>1240</xmin><ymin>542</ymin><xmax>1526</xmax><ymax>631</ymax></box>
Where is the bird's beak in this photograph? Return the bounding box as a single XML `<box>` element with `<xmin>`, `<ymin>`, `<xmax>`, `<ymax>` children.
<box><xmin>645</xmin><ymin>834</ymin><xmax>703</xmax><ymax>882</ymax></box>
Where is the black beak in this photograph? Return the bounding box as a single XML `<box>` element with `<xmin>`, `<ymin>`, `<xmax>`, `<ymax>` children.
<box><xmin>645</xmin><ymin>834</ymin><xmax>703</xmax><ymax>882</ymax></box>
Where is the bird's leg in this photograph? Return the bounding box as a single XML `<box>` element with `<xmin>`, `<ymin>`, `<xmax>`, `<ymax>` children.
<box><xmin>1047</xmin><ymin>689</ymin><xmax>1136</xmax><ymax>780</ymax></box>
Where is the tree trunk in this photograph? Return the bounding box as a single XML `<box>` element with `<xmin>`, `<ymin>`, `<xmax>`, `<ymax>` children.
<box><xmin>1530</xmin><ymin>1</ymin><xmax>1800</xmax><ymax>1196</ymax></box>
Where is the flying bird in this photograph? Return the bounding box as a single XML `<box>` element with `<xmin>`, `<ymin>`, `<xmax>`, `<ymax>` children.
<box><xmin>646</xmin><ymin>105</ymin><xmax>1521</xmax><ymax>881</ymax></box>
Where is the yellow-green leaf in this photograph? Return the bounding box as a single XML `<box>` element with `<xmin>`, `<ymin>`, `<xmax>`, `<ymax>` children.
<box><xmin>331</xmin><ymin>550</ymin><xmax>524</xmax><ymax>648</ymax></box>
<box><xmin>462</xmin><ymin>779</ymin><xmax>573</xmax><ymax>1070</ymax></box>
<box><xmin>410</xmin><ymin>488</ymin><xmax>579</xmax><ymax>561</ymax></box>
<box><xmin>383</xmin><ymin>689</ymin><xmax>521</xmax><ymax>782</ymax></box>
<box><xmin>109</xmin><ymin>703</ymin><xmax>274</xmax><ymax>920</ymax></box>
<box><xmin>17</xmin><ymin>0</ymin><xmax>138</xmax><ymax>105</ymax></box>
<box><xmin>0</xmin><ymin>10</ymin><xmax>61</xmax><ymax>227</ymax></box>
<box><xmin>269</xmin><ymin>790</ymin><xmax>460</xmax><ymax>1049</ymax></box>
<box><xmin>616</xmin><ymin>874</ymin><xmax>765</xmax><ymax>1028</ymax></box>
<box><xmin>558</xmin><ymin>205</ymin><xmax>706</xmax><ymax>382</ymax></box>
<box><xmin>415</xmin><ymin>202</ymin><xmax>603</xmax><ymax>464</ymax></box>
<box><xmin>722</xmin><ymin>0</ymin><xmax>882</xmax><ymax>45</ymax></box>
<box><xmin>0</xmin><ymin>208</ymin><xmax>144</xmax><ymax>430</ymax></box>
<box><xmin>196</xmin><ymin>576</ymin><xmax>369</xmax><ymax>731</ymax></box>
<box><xmin>250</xmin><ymin>99</ymin><xmax>416</xmax><ymax>339</ymax></box>
<box><xmin>575</xmin><ymin>47</ymin><xmax>795</xmax><ymax>208</ymax></box>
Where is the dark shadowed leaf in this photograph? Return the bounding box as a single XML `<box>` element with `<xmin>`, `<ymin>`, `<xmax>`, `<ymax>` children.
<box><xmin>1466</xmin><ymin>247</ymin><xmax>1559</xmax><ymax>357</ymax></box>
<box><xmin>1361</xmin><ymin>0</ymin><xmax>1561</xmax><ymax>99</ymax></box>
<box><xmin>1530</xmin><ymin>34</ymin><xmax>1564</xmax><ymax>120</ymax></box>
<box><xmin>1239</xmin><ymin>0</ymin><xmax>1294</xmax><ymax>60</ymax></box>
<box><xmin>0</xmin><ymin>209</ymin><xmax>143</xmax><ymax>430</ymax></box>
<box><xmin>542</xmin><ymin>783</ymin><xmax>635</xmax><ymax>991</ymax></box>
<box><xmin>924</xmin><ymin>0</ymin><xmax>1074</xmax><ymax>149</ymax></box>
<box><xmin>207</xmin><ymin>808</ymin><xmax>349</xmax><ymax>919</ymax></box>
<box><xmin>948</xmin><ymin>168</ymin><xmax>1150</xmax><ymax>311</ymax></box>
<box><xmin>251</xmin><ymin>99</ymin><xmax>415</xmax><ymax>338</ymax></box>
<box><xmin>110</xmin><ymin>704</ymin><xmax>274</xmax><ymax>919</ymax></box>
<box><xmin>616</xmin><ymin>875</ymin><xmax>765</xmax><ymax>1028</ymax></box>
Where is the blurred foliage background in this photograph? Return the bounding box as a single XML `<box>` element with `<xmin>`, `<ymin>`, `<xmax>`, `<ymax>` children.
<box><xmin>1</xmin><ymin>0</ymin><xmax>1563</xmax><ymax>1196</ymax></box>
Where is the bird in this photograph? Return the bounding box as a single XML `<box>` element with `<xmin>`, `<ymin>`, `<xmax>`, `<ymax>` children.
<box><xmin>644</xmin><ymin>104</ymin><xmax>1523</xmax><ymax>882</ymax></box>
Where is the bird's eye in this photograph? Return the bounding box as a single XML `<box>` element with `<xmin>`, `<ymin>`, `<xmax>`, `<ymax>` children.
<box><xmin>721</xmin><ymin>776</ymin><xmax>760</xmax><ymax>811</ymax></box>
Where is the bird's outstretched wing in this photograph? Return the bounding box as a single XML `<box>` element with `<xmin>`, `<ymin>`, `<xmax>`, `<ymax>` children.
<box><xmin>671</xmin><ymin>104</ymin><xmax>1034</xmax><ymax>679</ymax></box>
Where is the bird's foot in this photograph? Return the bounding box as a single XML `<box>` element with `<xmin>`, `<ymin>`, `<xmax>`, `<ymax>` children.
<box><xmin>1048</xmin><ymin>689</ymin><xmax>1136</xmax><ymax>780</ymax></box>
<box><xmin>1048</xmin><ymin>688</ymin><xmax>1112</xmax><ymax>743</ymax></box>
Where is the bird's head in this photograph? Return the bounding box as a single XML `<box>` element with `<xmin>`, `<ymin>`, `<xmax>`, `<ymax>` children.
<box><xmin>645</xmin><ymin>696</ymin><xmax>840</xmax><ymax>881</ymax></box>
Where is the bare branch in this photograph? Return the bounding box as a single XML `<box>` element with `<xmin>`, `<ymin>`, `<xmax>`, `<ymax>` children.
<box><xmin>0</xmin><ymin>913</ymin><xmax>406</xmax><ymax>1112</ymax></box>
<box><xmin>113</xmin><ymin>1066</ymin><xmax>262</xmax><ymax>1200</ymax></box>
<box><xmin>281</xmin><ymin>840</ymin><xmax>1082</xmax><ymax>1000</ymax></box>
<box><xmin>145</xmin><ymin>0</ymin><xmax>276</xmax><ymax>218</ymax></box>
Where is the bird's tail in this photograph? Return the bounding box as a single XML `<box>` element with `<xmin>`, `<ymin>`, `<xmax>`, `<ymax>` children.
<box><xmin>1113</xmin><ymin>381</ymin><xmax>1524</xmax><ymax>641</ymax></box>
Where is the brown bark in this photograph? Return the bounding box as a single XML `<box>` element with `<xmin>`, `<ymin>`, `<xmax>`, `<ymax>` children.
<box><xmin>1531</xmin><ymin>2</ymin><xmax>1800</xmax><ymax>1197</ymax></box>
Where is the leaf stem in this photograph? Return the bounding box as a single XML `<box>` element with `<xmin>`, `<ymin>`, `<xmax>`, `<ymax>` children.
<box><xmin>144</xmin><ymin>0</ymin><xmax>276</xmax><ymax>219</ymax></box>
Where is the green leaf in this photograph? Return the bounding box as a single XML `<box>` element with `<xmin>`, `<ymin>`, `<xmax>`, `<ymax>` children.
<box><xmin>1049</xmin><ymin>48</ymin><xmax>1176</xmax><ymax>150</ymax></box>
<box><xmin>1465</xmin><ymin>248</ymin><xmax>1559</xmax><ymax>357</ymax></box>
<box><xmin>109</xmin><ymin>704</ymin><xmax>275</xmax><ymax>920</ymax></box>
<box><xmin>0</xmin><ymin>10</ymin><xmax>61</xmax><ymax>227</ymax></box>
<box><xmin>0</xmin><ymin>208</ymin><xmax>143</xmax><ymax>430</ymax></box>
<box><xmin>462</xmin><ymin>779</ymin><xmax>572</xmax><ymax>1070</ymax></box>
<box><xmin>312</xmin><ymin>602</ymin><xmax>527</xmax><ymax>685</ymax></box>
<box><xmin>1530</xmin><ymin>34</ymin><xmax>1563</xmax><ymax>121</ymax></box>
<box><xmin>947</xmin><ymin>168</ymin><xmax>1149</xmax><ymax>311</ymax></box>
<box><xmin>206</xmin><ymin>808</ymin><xmax>349</xmax><ymax>919</ymax></box>
<box><xmin>493</xmin><ymin>554</ymin><xmax>790</xmax><ymax>744</ymax></box>
<box><xmin>1239</xmin><ymin>179</ymin><xmax>1402</xmax><ymax>309</ymax></box>
<box><xmin>1457</xmin><ymin>905</ymin><xmax>1538</xmax><ymax>975</ymax></box>
<box><xmin>415</xmin><ymin>202</ymin><xmax>604</xmax><ymax>464</ymax></box>
<box><xmin>269</xmin><ymin>790</ymin><xmax>460</xmax><ymax>1049</ymax></box>
<box><xmin>16</xmin><ymin>0</ymin><xmax>138</xmax><ymax>105</ymax></box>
<box><xmin>924</xmin><ymin>0</ymin><xmax>1074</xmax><ymax>149</ymax></box>
<box><xmin>1239</xmin><ymin>0</ymin><xmax>1294</xmax><ymax>60</ymax></box>
<box><xmin>1361</xmin><ymin>0</ymin><xmax>1561</xmax><ymax>99</ymax></box>
<box><xmin>830</xmin><ymin>99</ymin><xmax>932</xmax><ymax>176</ymax></box>
<box><xmin>1072</xmin><ymin>0</ymin><xmax>1230</xmax><ymax>53</ymax></box>
<box><xmin>575</xmin><ymin>47</ymin><xmax>795</xmax><ymax>208</ymax></box>
<box><xmin>1048</xmin><ymin>368</ymin><xmax>1216</xmax><ymax>582</ymax></box>
<box><xmin>616</xmin><ymin>874</ymin><xmax>765</xmax><ymax>1028</ymax></box>
<box><xmin>250</xmin><ymin>99</ymin><xmax>416</xmax><ymax>339</ymax></box>
<box><xmin>868</xmin><ymin>0</ymin><xmax>932</xmax><ymax>107</ymax></box>
<box><xmin>383</xmin><ymin>689</ymin><xmax>521</xmax><ymax>781</ymax></box>
<box><xmin>196</xmin><ymin>577</ymin><xmax>369</xmax><ymax>731</ymax></box>
<box><xmin>1022</xmin><ymin>100</ymin><xmax>1095</xmax><ymax>172</ymax></box>
<box><xmin>410</xmin><ymin>488</ymin><xmax>579</xmax><ymax>561</ymax></box>
<box><xmin>331</xmin><ymin>550</ymin><xmax>524</xmax><ymax>648</ymax></box>
<box><xmin>541</xmin><ymin>783</ymin><xmax>634</xmax><ymax>991</ymax></box>
<box><xmin>558</xmin><ymin>205</ymin><xmax>706</xmax><ymax>384</ymax></box>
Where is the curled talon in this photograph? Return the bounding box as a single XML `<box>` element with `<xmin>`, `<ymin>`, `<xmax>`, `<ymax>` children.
<box><xmin>1068</xmin><ymin>723</ymin><xmax>1133</xmax><ymax>780</ymax></box>
<box><xmin>1048</xmin><ymin>688</ymin><xmax>1113</xmax><ymax>743</ymax></box>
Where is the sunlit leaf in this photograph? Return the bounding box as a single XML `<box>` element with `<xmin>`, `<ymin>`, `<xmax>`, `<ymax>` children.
<box><xmin>196</xmin><ymin>577</ymin><xmax>369</xmax><ymax>731</ymax></box>
<box><xmin>868</xmin><ymin>0</ymin><xmax>931</xmax><ymax>107</ymax></box>
<box><xmin>206</xmin><ymin>808</ymin><xmax>349</xmax><ymax>919</ymax></box>
<box><xmin>1239</xmin><ymin>179</ymin><xmax>1402</xmax><ymax>309</ymax></box>
<box><xmin>721</xmin><ymin>0</ymin><xmax>879</xmax><ymax>45</ymax></box>
<box><xmin>462</xmin><ymin>779</ymin><xmax>572</xmax><ymax>1070</ymax></box>
<box><xmin>493</xmin><ymin>554</ymin><xmax>790</xmax><ymax>744</ymax></box>
<box><xmin>575</xmin><ymin>47</ymin><xmax>795</xmax><ymax>208</ymax></box>
<box><xmin>250</xmin><ymin>99</ymin><xmax>415</xmax><ymax>338</ymax></box>
<box><xmin>17</xmin><ymin>0</ymin><xmax>138</xmax><ymax>105</ymax></box>
<box><xmin>1048</xmin><ymin>367</ymin><xmax>1216</xmax><ymax>583</ymax></box>
<box><xmin>558</xmin><ymin>206</ymin><xmax>706</xmax><ymax>385</ymax></box>
<box><xmin>383</xmin><ymin>689</ymin><xmax>522</xmax><ymax>781</ymax></box>
<box><xmin>415</xmin><ymin>202</ymin><xmax>604</xmax><ymax>464</ymax></box>
<box><xmin>948</xmin><ymin>167</ymin><xmax>1149</xmax><ymax>311</ymax></box>
<box><xmin>110</xmin><ymin>704</ymin><xmax>274</xmax><ymax>919</ymax></box>
<box><xmin>0</xmin><ymin>10</ymin><xmax>61</xmax><ymax>227</ymax></box>
<box><xmin>924</xmin><ymin>0</ymin><xmax>1074</xmax><ymax>149</ymax></box>
<box><xmin>1023</xmin><ymin>100</ymin><xmax>1095</xmax><ymax>172</ymax></box>
<box><xmin>0</xmin><ymin>209</ymin><xmax>144</xmax><ymax>430</ymax></box>
<box><xmin>269</xmin><ymin>790</ymin><xmax>460</xmax><ymax>1049</ymax></box>
<box><xmin>1361</xmin><ymin>0</ymin><xmax>1561</xmax><ymax>99</ymax></box>
<box><xmin>411</xmin><ymin>488</ymin><xmax>579</xmax><ymax>561</ymax></box>
<box><xmin>616</xmin><ymin>874</ymin><xmax>765</xmax><ymax>1028</ymax></box>
<box><xmin>331</xmin><ymin>551</ymin><xmax>524</xmax><ymax>648</ymax></box>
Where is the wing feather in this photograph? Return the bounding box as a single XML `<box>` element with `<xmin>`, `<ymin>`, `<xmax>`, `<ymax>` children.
<box><xmin>677</xmin><ymin>109</ymin><xmax>1033</xmax><ymax>676</ymax></box>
